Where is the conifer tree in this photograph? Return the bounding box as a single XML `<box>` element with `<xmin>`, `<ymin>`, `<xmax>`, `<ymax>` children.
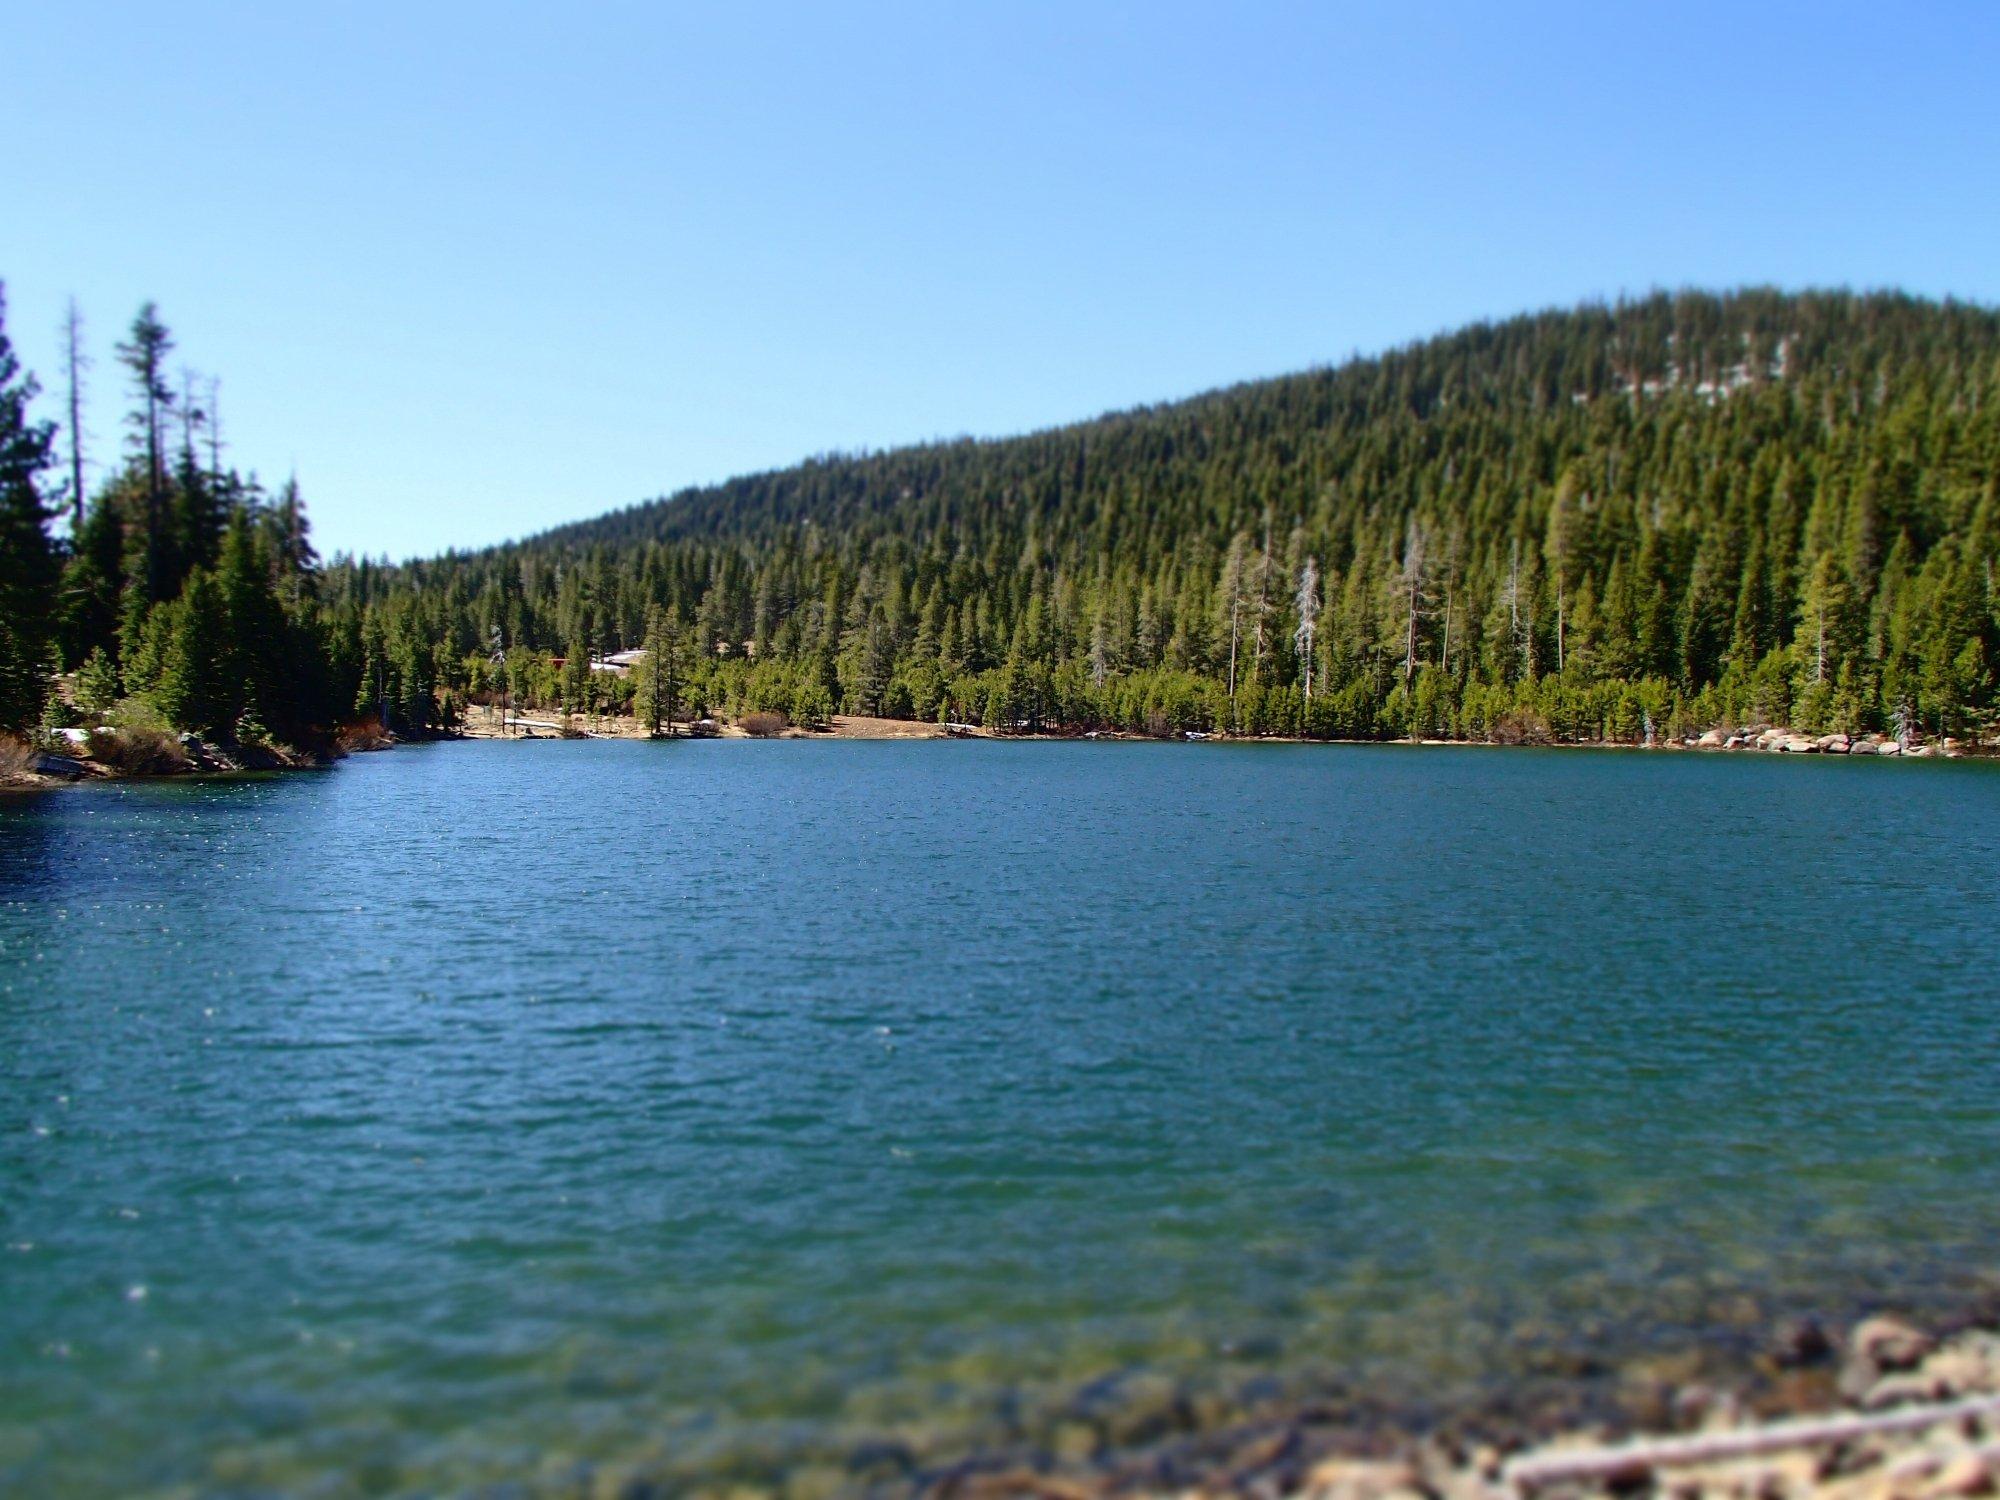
<box><xmin>156</xmin><ymin>569</ymin><xmax>228</xmax><ymax>735</ymax></box>
<box><xmin>115</xmin><ymin>302</ymin><xmax>176</xmax><ymax>606</ymax></box>
<box><xmin>0</xmin><ymin>288</ymin><xmax>60</xmax><ymax>731</ymax></box>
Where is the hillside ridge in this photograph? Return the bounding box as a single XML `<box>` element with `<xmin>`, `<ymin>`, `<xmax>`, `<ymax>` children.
<box><xmin>340</xmin><ymin>287</ymin><xmax>1997</xmax><ymax>747</ymax></box>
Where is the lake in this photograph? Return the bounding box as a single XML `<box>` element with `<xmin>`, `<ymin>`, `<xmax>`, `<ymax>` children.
<box><xmin>4</xmin><ymin>741</ymin><xmax>1999</xmax><ymax>1496</ymax></box>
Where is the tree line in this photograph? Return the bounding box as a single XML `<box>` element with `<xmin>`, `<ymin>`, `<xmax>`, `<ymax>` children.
<box><xmin>0</xmin><ymin>288</ymin><xmax>364</xmax><ymax>745</ymax></box>
<box><xmin>349</xmin><ymin>288</ymin><xmax>2000</xmax><ymax>745</ymax></box>
<box><xmin>2</xmin><ymin>286</ymin><xmax>1996</xmax><ymax>748</ymax></box>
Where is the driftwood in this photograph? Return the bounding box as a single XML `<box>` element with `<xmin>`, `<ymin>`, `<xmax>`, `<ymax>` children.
<box><xmin>1503</xmin><ymin>1393</ymin><xmax>2000</xmax><ymax>1491</ymax></box>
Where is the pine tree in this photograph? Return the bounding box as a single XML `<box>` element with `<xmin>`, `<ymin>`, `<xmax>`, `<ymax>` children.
<box><xmin>0</xmin><ymin>287</ymin><xmax>60</xmax><ymax>731</ymax></box>
<box><xmin>216</xmin><ymin>509</ymin><xmax>283</xmax><ymax>736</ymax></box>
<box><xmin>156</xmin><ymin>569</ymin><xmax>228</xmax><ymax>736</ymax></box>
<box><xmin>634</xmin><ymin>605</ymin><xmax>681</xmax><ymax>737</ymax></box>
<box><xmin>74</xmin><ymin>648</ymin><xmax>120</xmax><ymax>715</ymax></box>
<box><xmin>115</xmin><ymin>302</ymin><xmax>176</xmax><ymax>606</ymax></box>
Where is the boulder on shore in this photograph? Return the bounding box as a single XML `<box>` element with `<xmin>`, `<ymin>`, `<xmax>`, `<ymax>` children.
<box><xmin>1853</xmin><ymin>1313</ymin><xmax>1935</xmax><ymax>1369</ymax></box>
<box><xmin>30</xmin><ymin>751</ymin><xmax>87</xmax><ymax>780</ymax></box>
<box><xmin>1697</xmin><ymin>729</ymin><xmax>1727</xmax><ymax>748</ymax></box>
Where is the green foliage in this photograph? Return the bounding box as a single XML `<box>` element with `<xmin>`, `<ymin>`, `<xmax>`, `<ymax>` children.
<box><xmin>74</xmin><ymin>647</ymin><xmax>120</xmax><ymax>714</ymax></box>
<box><xmin>631</xmin><ymin>605</ymin><xmax>684</xmax><ymax>736</ymax></box>
<box><xmin>0</xmin><ymin>285</ymin><xmax>60</xmax><ymax>731</ymax></box>
<box><xmin>42</xmin><ymin>300</ymin><xmax>361</xmax><ymax>748</ymax></box>
<box><xmin>155</xmin><ymin>569</ymin><xmax>228</xmax><ymax>734</ymax></box>
<box><xmin>23</xmin><ymin>289</ymin><xmax>2000</xmax><ymax>750</ymax></box>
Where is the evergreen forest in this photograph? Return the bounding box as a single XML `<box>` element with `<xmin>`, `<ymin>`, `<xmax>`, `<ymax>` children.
<box><xmin>2</xmin><ymin>285</ymin><xmax>1997</xmax><ymax>749</ymax></box>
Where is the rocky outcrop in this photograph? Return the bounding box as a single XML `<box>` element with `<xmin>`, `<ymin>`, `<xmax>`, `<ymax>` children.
<box><xmin>28</xmin><ymin>750</ymin><xmax>88</xmax><ymax>780</ymax></box>
<box><xmin>1684</xmin><ymin>728</ymin><xmax>1965</xmax><ymax>758</ymax></box>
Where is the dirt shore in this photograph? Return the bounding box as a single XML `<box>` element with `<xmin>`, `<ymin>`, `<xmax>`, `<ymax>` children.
<box><xmin>457</xmin><ymin>705</ymin><xmax>962</xmax><ymax>740</ymax></box>
<box><xmin>451</xmin><ymin>705</ymin><xmax>1979</xmax><ymax>756</ymax></box>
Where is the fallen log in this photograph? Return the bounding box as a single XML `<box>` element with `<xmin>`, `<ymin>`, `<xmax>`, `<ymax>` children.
<box><xmin>1503</xmin><ymin>1392</ymin><xmax>2000</xmax><ymax>1491</ymax></box>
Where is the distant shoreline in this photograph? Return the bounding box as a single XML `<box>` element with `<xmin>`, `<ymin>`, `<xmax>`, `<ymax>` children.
<box><xmin>452</xmin><ymin>703</ymin><xmax>1978</xmax><ymax>759</ymax></box>
<box><xmin>4</xmin><ymin>713</ymin><xmax>1979</xmax><ymax>793</ymax></box>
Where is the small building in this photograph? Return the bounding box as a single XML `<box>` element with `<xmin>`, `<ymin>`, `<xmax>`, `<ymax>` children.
<box><xmin>589</xmin><ymin>649</ymin><xmax>649</xmax><ymax>677</ymax></box>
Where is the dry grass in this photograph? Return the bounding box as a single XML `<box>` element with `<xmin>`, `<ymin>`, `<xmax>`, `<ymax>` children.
<box><xmin>740</xmin><ymin>711</ymin><xmax>789</xmax><ymax>737</ymax></box>
<box><xmin>0</xmin><ymin>735</ymin><xmax>37</xmax><ymax>780</ymax></box>
<box><xmin>84</xmin><ymin>727</ymin><xmax>190</xmax><ymax>776</ymax></box>
<box><xmin>1488</xmin><ymin>710</ymin><xmax>1554</xmax><ymax>746</ymax></box>
<box><xmin>335</xmin><ymin>717</ymin><xmax>395</xmax><ymax>753</ymax></box>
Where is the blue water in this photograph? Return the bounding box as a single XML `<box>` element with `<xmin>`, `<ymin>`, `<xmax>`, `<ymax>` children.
<box><xmin>3</xmin><ymin>741</ymin><xmax>1999</xmax><ymax>1495</ymax></box>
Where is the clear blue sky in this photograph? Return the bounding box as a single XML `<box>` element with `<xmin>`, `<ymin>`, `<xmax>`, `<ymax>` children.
<box><xmin>7</xmin><ymin>2</ymin><xmax>1997</xmax><ymax>559</ymax></box>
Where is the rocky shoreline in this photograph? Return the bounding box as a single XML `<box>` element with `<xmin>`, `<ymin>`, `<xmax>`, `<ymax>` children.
<box><xmin>1681</xmin><ymin>727</ymin><xmax>1967</xmax><ymax>759</ymax></box>
<box><xmin>4</xmin><ymin>714</ymin><xmax>1980</xmax><ymax>793</ymax></box>
<box><xmin>885</xmin><ymin>1314</ymin><xmax>2000</xmax><ymax>1500</ymax></box>
<box><xmin>470</xmin><ymin>1294</ymin><xmax>2000</xmax><ymax>1500</ymax></box>
<box><xmin>1299</xmin><ymin>1317</ymin><xmax>2000</xmax><ymax>1500</ymax></box>
<box><xmin>0</xmin><ymin>723</ymin><xmax>385</xmax><ymax>790</ymax></box>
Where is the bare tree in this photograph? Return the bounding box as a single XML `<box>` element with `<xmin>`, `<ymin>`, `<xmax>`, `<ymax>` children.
<box><xmin>1432</xmin><ymin>535</ymin><xmax>1459</xmax><ymax>676</ymax></box>
<box><xmin>489</xmin><ymin>627</ymin><xmax>509</xmax><ymax>736</ymax></box>
<box><xmin>176</xmin><ymin>368</ymin><xmax>208</xmax><ymax>470</ymax></box>
<box><xmin>1294</xmin><ymin>556</ymin><xmax>1321</xmax><ymax>701</ymax></box>
<box><xmin>60</xmin><ymin>298</ymin><xmax>88</xmax><ymax>531</ymax></box>
<box><xmin>1544</xmin><ymin>472</ymin><xmax>1584</xmax><ymax>675</ymax></box>
<box><xmin>1088</xmin><ymin>603</ymin><xmax>1111</xmax><ymax>689</ymax></box>
<box><xmin>1438</xmin><ymin>573</ymin><xmax>1453</xmax><ymax>676</ymax></box>
<box><xmin>1501</xmin><ymin>538</ymin><xmax>1534</xmax><ymax>679</ymax></box>
<box><xmin>1219</xmin><ymin>531</ymin><xmax>1250</xmax><ymax>698</ymax></box>
<box><xmin>1250</xmin><ymin>509</ymin><xmax>1275</xmax><ymax>680</ymax></box>
<box><xmin>205</xmin><ymin>376</ymin><xmax>223</xmax><ymax>481</ymax></box>
<box><xmin>1401</xmin><ymin>518</ymin><xmax>1428</xmax><ymax>685</ymax></box>
<box><xmin>116</xmin><ymin>304</ymin><xmax>174</xmax><ymax>514</ymax></box>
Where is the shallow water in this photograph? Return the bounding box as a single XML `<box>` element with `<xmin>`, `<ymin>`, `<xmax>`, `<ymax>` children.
<box><xmin>3</xmin><ymin>741</ymin><xmax>1999</xmax><ymax>1495</ymax></box>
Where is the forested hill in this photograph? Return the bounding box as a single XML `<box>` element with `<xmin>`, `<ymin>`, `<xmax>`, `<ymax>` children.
<box><xmin>5</xmin><ymin>288</ymin><xmax>1997</xmax><ymax>749</ymax></box>
<box><xmin>352</xmin><ymin>288</ymin><xmax>1999</xmax><ymax>743</ymax></box>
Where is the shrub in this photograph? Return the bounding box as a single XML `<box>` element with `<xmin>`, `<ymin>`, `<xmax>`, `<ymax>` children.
<box><xmin>84</xmin><ymin>726</ymin><xmax>190</xmax><ymax>776</ymax></box>
<box><xmin>0</xmin><ymin>735</ymin><xmax>35</xmax><ymax>779</ymax></box>
<box><xmin>1487</xmin><ymin>709</ymin><xmax>1553</xmax><ymax>746</ymax></box>
<box><xmin>741</xmin><ymin>710</ymin><xmax>788</xmax><ymax>737</ymax></box>
<box><xmin>335</xmin><ymin>716</ymin><xmax>394</xmax><ymax>752</ymax></box>
<box><xmin>107</xmin><ymin>696</ymin><xmax>176</xmax><ymax>735</ymax></box>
